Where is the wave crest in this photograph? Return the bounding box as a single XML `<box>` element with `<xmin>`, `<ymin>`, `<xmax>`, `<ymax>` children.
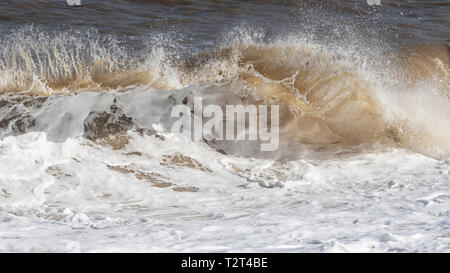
<box><xmin>0</xmin><ymin>27</ymin><xmax>449</xmax><ymax>158</ymax></box>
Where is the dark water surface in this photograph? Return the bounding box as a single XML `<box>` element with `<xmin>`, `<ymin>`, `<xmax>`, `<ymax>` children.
<box><xmin>0</xmin><ymin>0</ymin><xmax>448</xmax><ymax>47</ymax></box>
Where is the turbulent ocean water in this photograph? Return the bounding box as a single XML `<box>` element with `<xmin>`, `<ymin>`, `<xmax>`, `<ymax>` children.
<box><xmin>0</xmin><ymin>0</ymin><xmax>449</xmax><ymax>252</ymax></box>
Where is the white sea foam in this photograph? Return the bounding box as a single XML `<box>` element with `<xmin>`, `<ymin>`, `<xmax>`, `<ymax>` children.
<box><xmin>0</xmin><ymin>128</ymin><xmax>449</xmax><ymax>252</ymax></box>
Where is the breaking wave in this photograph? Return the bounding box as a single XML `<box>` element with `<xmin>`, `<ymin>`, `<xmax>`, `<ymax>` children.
<box><xmin>0</xmin><ymin>26</ymin><xmax>449</xmax><ymax>158</ymax></box>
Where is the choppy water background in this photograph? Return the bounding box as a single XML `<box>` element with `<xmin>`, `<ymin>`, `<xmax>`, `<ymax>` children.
<box><xmin>0</xmin><ymin>0</ymin><xmax>449</xmax><ymax>43</ymax></box>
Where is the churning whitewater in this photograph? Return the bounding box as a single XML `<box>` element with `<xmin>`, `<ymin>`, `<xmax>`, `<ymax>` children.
<box><xmin>0</xmin><ymin>0</ymin><xmax>449</xmax><ymax>252</ymax></box>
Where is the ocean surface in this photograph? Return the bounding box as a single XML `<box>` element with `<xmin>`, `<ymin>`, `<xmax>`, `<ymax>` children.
<box><xmin>0</xmin><ymin>0</ymin><xmax>449</xmax><ymax>252</ymax></box>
